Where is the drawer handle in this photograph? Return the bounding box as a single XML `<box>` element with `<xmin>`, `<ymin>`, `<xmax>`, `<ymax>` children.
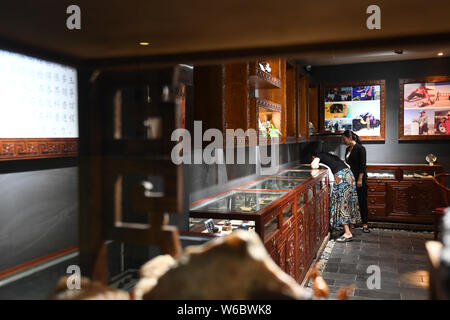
<box><xmin>271</xmin><ymin>238</ymin><xmax>276</xmax><ymax>247</ymax></box>
<box><xmin>370</xmin><ymin>199</ymin><xmax>376</xmax><ymax>204</ymax></box>
<box><xmin>299</xmin><ymin>225</ymin><xmax>304</xmax><ymax>232</ymax></box>
<box><xmin>370</xmin><ymin>188</ymin><xmax>376</xmax><ymax>192</ymax></box>
<box><xmin>299</xmin><ymin>244</ymin><xmax>304</xmax><ymax>251</ymax></box>
<box><xmin>299</xmin><ymin>265</ymin><xmax>304</xmax><ymax>272</ymax></box>
<box><xmin>288</xmin><ymin>221</ymin><xmax>292</xmax><ymax>228</ymax></box>
<box><xmin>286</xmin><ymin>258</ymin><xmax>291</xmax><ymax>265</ymax></box>
<box><xmin>370</xmin><ymin>211</ymin><xmax>376</xmax><ymax>215</ymax></box>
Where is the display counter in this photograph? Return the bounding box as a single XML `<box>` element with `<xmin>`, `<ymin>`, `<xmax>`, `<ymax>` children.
<box><xmin>189</xmin><ymin>165</ymin><xmax>330</xmax><ymax>283</ymax></box>
<box><xmin>367</xmin><ymin>164</ymin><xmax>444</xmax><ymax>224</ymax></box>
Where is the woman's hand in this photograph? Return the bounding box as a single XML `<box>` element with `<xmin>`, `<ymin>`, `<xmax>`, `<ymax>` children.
<box><xmin>311</xmin><ymin>157</ymin><xmax>320</xmax><ymax>169</ymax></box>
<box><xmin>357</xmin><ymin>179</ymin><xmax>363</xmax><ymax>188</ymax></box>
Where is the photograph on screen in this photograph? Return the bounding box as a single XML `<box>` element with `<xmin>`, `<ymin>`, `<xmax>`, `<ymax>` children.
<box><xmin>323</xmin><ymin>84</ymin><xmax>382</xmax><ymax>137</ymax></box>
<box><xmin>0</xmin><ymin>49</ymin><xmax>78</xmax><ymax>139</ymax></box>
<box><xmin>325</xmin><ymin>86</ymin><xmax>352</xmax><ymax>102</ymax></box>
<box><xmin>404</xmin><ymin>108</ymin><xmax>450</xmax><ymax>136</ymax></box>
<box><xmin>404</xmin><ymin>82</ymin><xmax>450</xmax><ymax>109</ymax></box>
<box><xmin>352</xmin><ymin>85</ymin><xmax>380</xmax><ymax>101</ymax></box>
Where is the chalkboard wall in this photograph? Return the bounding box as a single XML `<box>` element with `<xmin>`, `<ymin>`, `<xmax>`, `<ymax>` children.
<box><xmin>307</xmin><ymin>57</ymin><xmax>450</xmax><ymax>171</ymax></box>
<box><xmin>0</xmin><ymin>166</ymin><xmax>78</xmax><ymax>271</ymax></box>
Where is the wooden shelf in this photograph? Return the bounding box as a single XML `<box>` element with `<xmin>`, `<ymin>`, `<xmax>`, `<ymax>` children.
<box><xmin>249</xmin><ymin>69</ymin><xmax>282</xmax><ymax>89</ymax></box>
<box><xmin>249</xmin><ymin>60</ymin><xmax>282</xmax><ymax>89</ymax></box>
<box><xmin>254</xmin><ymin>98</ymin><xmax>281</xmax><ymax>113</ymax></box>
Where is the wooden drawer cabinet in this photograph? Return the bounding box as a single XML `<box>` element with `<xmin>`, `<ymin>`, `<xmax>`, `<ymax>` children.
<box><xmin>281</xmin><ymin>200</ymin><xmax>295</xmax><ymax>232</ymax></box>
<box><xmin>265</xmin><ymin>232</ymin><xmax>279</xmax><ymax>253</ymax></box>
<box><xmin>285</xmin><ymin>229</ymin><xmax>296</xmax><ymax>279</ymax></box>
<box><xmin>367</xmin><ymin>164</ymin><xmax>444</xmax><ymax>224</ymax></box>
<box><xmin>368</xmin><ymin>206</ymin><xmax>386</xmax><ymax>217</ymax></box>
<box><xmin>367</xmin><ymin>194</ymin><xmax>386</xmax><ymax>206</ymax></box>
<box><xmin>368</xmin><ymin>183</ymin><xmax>386</xmax><ymax>193</ymax></box>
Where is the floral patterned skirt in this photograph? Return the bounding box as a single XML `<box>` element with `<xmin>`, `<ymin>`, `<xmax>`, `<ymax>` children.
<box><xmin>329</xmin><ymin>168</ymin><xmax>361</xmax><ymax>228</ymax></box>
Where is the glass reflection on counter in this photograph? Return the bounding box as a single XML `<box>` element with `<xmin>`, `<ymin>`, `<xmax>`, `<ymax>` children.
<box><xmin>190</xmin><ymin>190</ymin><xmax>287</xmax><ymax>214</ymax></box>
<box><xmin>240</xmin><ymin>177</ymin><xmax>308</xmax><ymax>190</ymax></box>
<box><xmin>367</xmin><ymin>170</ymin><xmax>396</xmax><ymax>179</ymax></box>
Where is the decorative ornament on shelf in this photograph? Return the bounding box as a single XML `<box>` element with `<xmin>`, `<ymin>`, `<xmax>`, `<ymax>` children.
<box><xmin>426</xmin><ymin>153</ymin><xmax>437</xmax><ymax>166</ymax></box>
<box><xmin>258</xmin><ymin>62</ymin><xmax>271</xmax><ymax>74</ymax></box>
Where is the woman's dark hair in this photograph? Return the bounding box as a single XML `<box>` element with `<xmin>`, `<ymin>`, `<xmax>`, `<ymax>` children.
<box><xmin>302</xmin><ymin>142</ymin><xmax>321</xmax><ymax>163</ymax></box>
<box><xmin>343</xmin><ymin>129</ymin><xmax>361</xmax><ymax>144</ymax></box>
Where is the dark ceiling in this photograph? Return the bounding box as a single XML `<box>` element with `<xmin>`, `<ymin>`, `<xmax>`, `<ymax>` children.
<box><xmin>1</xmin><ymin>0</ymin><xmax>450</xmax><ymax>64</ymax></box>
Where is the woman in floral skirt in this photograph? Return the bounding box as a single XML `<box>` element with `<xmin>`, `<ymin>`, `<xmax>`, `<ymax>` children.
<box><xmin>311</xmin><ymin>151</ymin><xmax>361</xmax><ymax>242</ymax></box>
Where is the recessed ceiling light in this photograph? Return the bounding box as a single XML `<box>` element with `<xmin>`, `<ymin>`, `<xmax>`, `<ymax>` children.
<box><xmin>394</xmin><ymin>49</ymin><xmax>403</xmax><ymax>54</ymax></box>
<box><xmin>437</xmin><ymin>52</ymin><xmax>444</xmax><ymax>56</ymax></box>
<box><xmin>139</xmin><ymin>42</ymin><xmax>150</xmax><ymax>46</ymax></box>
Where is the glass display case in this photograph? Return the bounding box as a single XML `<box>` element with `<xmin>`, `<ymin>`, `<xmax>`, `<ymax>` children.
<box><xmin>189</xmin><ymin>217</ymin><xmax>256</xmax><ymax>234</ymax></box>
<box><xmin>367</xmin><ymin>169</ymin><xmax>396</xmax><ymax>179</ymax></box>
<box><xmin>403</xmin><ymin>170</ymin><xmax>436</xmax><ymax>179</ymax></box>
<box><xmin>293</xmin><ymin>164</ymin><xmax>313</xmax><ymax>170</ymax></box>
<box><xmin>276</xmin><ymin>170</ymin><xmax>315</xmax><ymax>178</ymax></box>
<box><xmin>238</xmin><ymin>177</ymin><xmax>308</xmax><ymax>191</ymax></box>
<box><xmin>190</xmin><ymin>190</ymin><xmax>287</xmax><ymax>214</ymax></box>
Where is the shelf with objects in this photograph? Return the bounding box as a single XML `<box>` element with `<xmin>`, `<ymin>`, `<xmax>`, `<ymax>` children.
<box><xmin>189</xmin><ymin>164</ymin><xmax>330</xmax><ymax>283</ymax></box>
<box><xmin>249</xmin><ymin>59</ymin><xmax>282</xmax><ymax>89</ymax></box>
<box><xmin>251</xmin><ymin>58</ymin><xmax>286</xmax><ymax>144</ymax></box>
<box><xmin>194</xmin><ymin>58</ymin><xmax>308</xmax><ymax>146</ymax></box>
<box><xmin>366</xmin><ymin>163</ymin><xmax>445</xmax><ymax>224</ymax></box>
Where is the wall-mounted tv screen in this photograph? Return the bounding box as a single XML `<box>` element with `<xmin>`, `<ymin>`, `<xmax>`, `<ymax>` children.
<box><xmin>320</xmin><ymin>80</ymin><xmax>386</xmax><ymax>141</ymax></box>
<box><xmin>400</xmin><ymin>78</ymin><xmax>450</xmax><ymax>140</ymax></box>
<box><xmin>0</xmin><ymin>49</ymin><xmax>78</xmax><ymax>160</ymax></box>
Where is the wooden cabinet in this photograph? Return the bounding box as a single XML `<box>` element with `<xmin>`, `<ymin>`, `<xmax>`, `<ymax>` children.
<box><xmin>193</xmin><ymin>58</ymin><xmax>308</xmax><ymax>145</ymax></box>
<box><xmin>367</xmin><ymin>164</ymin><xmax>444</xmax><ymax>224</ymax></box>
<box><xmin>190</xmin><ymin>168</ymin><xmax>330</xmax><ymax>284</ymax></box>
<box><xmin>194</xmin><ymin>63</ymin><xmax>250</xmax><ymax>141</ymax></box>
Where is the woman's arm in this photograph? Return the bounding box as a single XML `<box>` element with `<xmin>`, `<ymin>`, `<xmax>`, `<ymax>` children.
<box><xmin>357</xmin><ymin>146</ymin><xmax>367</xmax><ymax>187</ymax></box>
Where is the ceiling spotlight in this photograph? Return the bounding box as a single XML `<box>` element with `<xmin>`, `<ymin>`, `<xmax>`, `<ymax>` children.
<box><xmin>139</xmin><ymin>42</ymin><xmax>150</xmax><ymax>46</ymax></box>
<box><xmin>437</xmin><ymin>52</ymin><xmax>444</xmax><ymax>56</ymax></box>
<box><xmin>394</xmin><ymin>49</ymin><xmax>403</xmax><ymax>54</ymax></box>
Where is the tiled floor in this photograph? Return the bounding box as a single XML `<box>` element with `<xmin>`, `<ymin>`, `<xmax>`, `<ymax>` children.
<box><xmin>322</xmin><ymin>228</ymin><xmax>432</xmax><ymax>300</ymax></box>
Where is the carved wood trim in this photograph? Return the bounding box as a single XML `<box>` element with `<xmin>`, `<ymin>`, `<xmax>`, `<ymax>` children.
<box><xmin>0</xmin><ymin>138</ymin><xmax>78</xmax><ymax>161</ymax></box>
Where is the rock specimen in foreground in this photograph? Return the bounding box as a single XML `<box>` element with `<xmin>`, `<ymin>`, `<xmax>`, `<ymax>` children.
<box><xmin>49</xmin><ymin>276</ymin><xmax>130</xmax><ymax>300</ymax></box>
<box><xmin>137</xmin><ymin>230</ymin><xmax>313</xmax><ymax>300</ymax></box>
<box><xmin>133</xmin><ymin>254</ymin><xmax>176</xmax><ymax>300</ymax></box>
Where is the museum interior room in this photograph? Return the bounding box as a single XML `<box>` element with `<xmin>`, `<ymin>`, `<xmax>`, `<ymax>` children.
<box><xmin>0</xmin><ymin>0</ymin><xmax>450</xmax><ymax>303</ymax></box>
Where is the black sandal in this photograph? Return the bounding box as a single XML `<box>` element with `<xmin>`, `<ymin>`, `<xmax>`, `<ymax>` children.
<box><xmin>336</xmin><ymin>235</ymin><xmax>353</xmax><ymax>242</ymax></box>
<box><xmin>363</xmin><ymin>226</ymin><xmax>370</xmax><ymax>233</ymax></box>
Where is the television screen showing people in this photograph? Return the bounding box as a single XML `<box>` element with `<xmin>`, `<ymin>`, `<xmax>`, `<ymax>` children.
<box><xmin>324</xmin><ymin>85</ymin><xmax>381</xmax><ymax>137</ymax></box>
<box><xmin>403</xmin><ymin>81</ymin><xmax>450</xmax><ymax>136</ymax></box>
<box><xmin>0</xmin><ymin>49</ymin><xmax>78</xmax><ymax>138</ymax></box>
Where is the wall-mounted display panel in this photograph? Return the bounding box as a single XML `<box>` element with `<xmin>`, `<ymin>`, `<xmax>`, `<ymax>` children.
<box><xmin>320</xmin><ymin>80</ymin><xmax>386</xmax><ymax>141</ymax></box>
<box><xmin>399</xmin><ymin>76</ymin><xmax>450</xmax><ymax>140</ymax></box>
<box><xmin>0</xmin><ymin>49</ymin><xmax>78</xmax><ymax>160</ymax></box>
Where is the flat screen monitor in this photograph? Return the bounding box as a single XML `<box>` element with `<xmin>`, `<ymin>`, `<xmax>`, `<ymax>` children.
<box><xmin>0</xmin><ymin>49</ymin><xmax>78</xmax><ymax>160</ymax></box>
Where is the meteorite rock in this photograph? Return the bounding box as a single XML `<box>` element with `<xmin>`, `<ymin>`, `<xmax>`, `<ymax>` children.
<box><xmin>137</xmin><ymin>230</ymin><xmax>313</xmax><ymax>300</ymax></box>
<box><xmin>133</xmin><ymin>254</ymin><xmax>176</xmax><ymax>300</ymax></box>
<box><xmin>49</xmin><ymin>276</ymin><xmax>130</xmax><ymax>300</ymax></box>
